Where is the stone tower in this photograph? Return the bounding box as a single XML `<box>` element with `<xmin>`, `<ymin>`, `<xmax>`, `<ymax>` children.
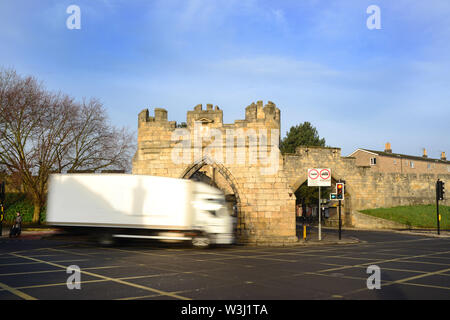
<box><xmin>132</xmin><ymin>101</ymin><xmax>297</xmax><ymax>245</ymax></box>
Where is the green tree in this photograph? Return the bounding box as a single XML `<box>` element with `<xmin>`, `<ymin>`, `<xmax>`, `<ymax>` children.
<box><xmin>280</xmin><ymin>122</ymin><xmax>327</xmax><ymax>208</ymax></box>
<box><xmin>280</xmin><ymin>122</ymin><xmax>325</xmax><ymax>154</ymax></box>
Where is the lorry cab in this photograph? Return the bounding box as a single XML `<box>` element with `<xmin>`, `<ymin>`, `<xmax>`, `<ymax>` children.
<box><xmin>191</xmin><ymin>183</ymin><xmax>235</xmax><ymax>247</ymax></box>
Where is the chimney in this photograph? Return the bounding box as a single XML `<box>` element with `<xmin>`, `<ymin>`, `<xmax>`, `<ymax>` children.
<box><xmin>422</xmin><ymin>148</ymin><xmax>428</xmax><ymax>158</ymax></box>
<box><xmin>384</xmin><ymin>142</ymin><xmax>392</xmax><ymax>153</ymax></box>
<box><xmin>441</xmin><ymin>152</ymin><xmax>447</xmax><ymax>161</ymax></box>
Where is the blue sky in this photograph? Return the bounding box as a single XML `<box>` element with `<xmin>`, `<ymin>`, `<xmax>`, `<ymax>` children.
<box><xmin>1</xmin><ymin>0</ymin><xmax>449</xmax><ymax>158</ymax></box>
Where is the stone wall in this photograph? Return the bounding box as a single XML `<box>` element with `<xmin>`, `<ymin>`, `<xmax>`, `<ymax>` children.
<box><xmin>133</xmin><ymin>101</ymin><xmax>297</xmax><ymax>245</ymax></box>
<box><xmin>350</xmin><ymin>211</ymin><xmax>409</xmax><ymax>229</ymax></box>
<box><xmin>133</xmin><ymin>102</ymin><xmax>449</xmax><ymax>242</ymax></box>
<box><xmin>283</xmin><ymin>146</ymin><xmax>450</xmax><ymax>226</ymax></box>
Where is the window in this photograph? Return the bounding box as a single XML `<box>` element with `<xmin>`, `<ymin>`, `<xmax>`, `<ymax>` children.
<box><xmin>370</xmin><ymin>157</ymin><xmax>377</xmax><ymax>165</ymax></box>
<box><xmin>393</xmin><ymin>159</ymin><xmax>397</xmax><ymax>165</ymax></box>
<box><xmin>410</xmin><ymin>161</ymin><xmax>414</xmax><ymax>168</ymax></box>
<box><xmin>427</xmin><ymin>163</ymin><xmax>431</xmax><ymax>169</ymax></box>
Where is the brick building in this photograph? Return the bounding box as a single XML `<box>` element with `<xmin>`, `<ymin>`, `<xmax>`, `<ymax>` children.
<box><xmin>349</xmin><ymin>143</ymin><xmax>450</xmax><ymax>175</ymax></box>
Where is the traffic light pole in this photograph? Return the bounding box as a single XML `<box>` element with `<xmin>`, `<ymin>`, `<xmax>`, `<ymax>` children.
<box><xmin>436</xmin><ymin>197</ymin><xmax>440</xmax><ymax>236</ymax></box>
<box><xmin>338</xmin><ymin>200</ymin><xmax>342</xmax><ymax>240</ymax></box>
<box><xmin>436</xmin><ymin>181</ymin><xmax>440</xmax><ymax>236</ymax></box>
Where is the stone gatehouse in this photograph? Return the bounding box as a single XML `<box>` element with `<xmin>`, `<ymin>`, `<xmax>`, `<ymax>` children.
<box><xmin>132</xmin><ymin>101</ymin><xmax>450</xmax><ymax>244</ymax></box>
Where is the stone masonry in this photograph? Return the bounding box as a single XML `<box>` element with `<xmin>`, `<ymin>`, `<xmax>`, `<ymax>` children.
<box><xmin>283</xmin><ymin>146</ymin><xmax>450</xmax><ymax>226</ymax></box>
<box><xmin>133</xmin><ymin>102</ymin><xmax>450</xmax><ymax>244</ymax></box>
<box><xmin>133</xmin><ymin>101</ymin><xmax>297</xmax><ymax>245</ymax></box>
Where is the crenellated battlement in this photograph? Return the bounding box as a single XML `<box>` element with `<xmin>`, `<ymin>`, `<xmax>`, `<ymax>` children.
<box><xmin>187</xmin><ymin>104</ymin><xmax>223</xmax><ymax>127</ymax></box>
<box><xmin>138</xmin><ymin>107</ymin><xmax>176</xmax><ymax>129</ymax></box>
<box><xmin>244</xmin><ymin>100</ymin><xmax>280</xmax><ymax>125</ymax></box>
<box><xmin>138</xmin><ymin>108</ymin><xmax>168</xmax><ymax>122</ymax></box>
<box><xmin>293</xmin><ymin>146</ymin><xmax>342</xmax><ymax>158</ymax></box>
<box><xmin>139</xmin><ymin>100</ymin><xmax>280</xmax><ymax>131</ymax></box>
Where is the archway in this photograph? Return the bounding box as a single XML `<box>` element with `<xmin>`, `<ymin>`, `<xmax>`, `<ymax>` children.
<box><xmin>180</xmin><ymin>157</ymin><xmax>243</xmax><ymax>220</ymax></box>
<box><xmin>293</xmin><ymin>180</ymin><xmax>331</xmax><ymax>223</ymax></box>
<box><xmin>290</xmin><ymin>175</ymin><xmax>352</xmax><ymax>227</ymax></box>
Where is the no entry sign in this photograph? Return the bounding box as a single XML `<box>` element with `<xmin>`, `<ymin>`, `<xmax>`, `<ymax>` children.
<box><xmin>308</xmin><ymin>168</ymin><xmax>331</xmax><ymax>187</ymax></box>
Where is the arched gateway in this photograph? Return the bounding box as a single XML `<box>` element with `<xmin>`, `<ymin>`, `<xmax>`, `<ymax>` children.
<box><xmin>132</xmin><ymin>102</ymin><xmax>298</xmax><ymax>245</ymax></box>
<box><xmin>181</xmin><ymin>156</ymin><xmax>242</xmax><ymax>208</ymax></box>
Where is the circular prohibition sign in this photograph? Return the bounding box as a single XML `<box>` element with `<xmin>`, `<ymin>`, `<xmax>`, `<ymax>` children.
<box><xmin>319</xmin><ymin>169</ymin><xmax>331</xmax><ymax>180</ymax></box>
<box><xmin>308</xmin><ymin>169</ymin><xmax>319</xmax><ymax>180</ymax></box>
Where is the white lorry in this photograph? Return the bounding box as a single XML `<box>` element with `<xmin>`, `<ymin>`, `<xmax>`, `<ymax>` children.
<box><xmin>46</xmin><ymin>174</ymin><xmax>235</xmax><ymax>247</ymax></box>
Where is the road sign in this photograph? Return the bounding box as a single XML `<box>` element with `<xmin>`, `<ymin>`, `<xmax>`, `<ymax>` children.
<box><xmin>308</xmin><ymin>168</ymin><xmax>331</xmax><ymax>187</ymax></box>
<box><xmin>307</xmin><ymin>168</ymin><xmax>331</xmax><ymax>242</ymax></box>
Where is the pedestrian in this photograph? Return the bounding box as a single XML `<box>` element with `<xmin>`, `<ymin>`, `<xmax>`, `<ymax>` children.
<box><xmin>9</xmin><ymin>211</ymin><xmax>22</xmax><ymax>238</ymax></box>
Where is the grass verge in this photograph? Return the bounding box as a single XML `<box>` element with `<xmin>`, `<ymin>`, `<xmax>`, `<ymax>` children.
<box><xmin>360</xmin><ymin>204</ymin><xmax>450</xmax><ymax>229</ymax></box>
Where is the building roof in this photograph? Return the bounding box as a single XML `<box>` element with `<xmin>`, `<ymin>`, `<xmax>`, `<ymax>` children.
<box><xmin>351</xmin><ymin>148</ymin><xmax>450</xmax><ymax>165</ymax></box>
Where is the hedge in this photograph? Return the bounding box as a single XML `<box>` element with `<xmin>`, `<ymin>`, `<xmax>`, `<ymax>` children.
<box><xmin>2</xmin><ymin>193</ymin><xmax>46</xmax><ymax>224</ymax></box>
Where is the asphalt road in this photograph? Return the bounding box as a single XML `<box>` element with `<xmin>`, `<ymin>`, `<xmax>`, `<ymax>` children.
<box><xmin>0</xmin><ymin>230</ymin><xmax>449</xmax><ymax>300</ymax></box>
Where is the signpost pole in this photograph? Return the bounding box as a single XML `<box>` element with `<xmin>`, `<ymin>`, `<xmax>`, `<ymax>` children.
<box><xmin>318</xmin><ymin>186</ymin><xmax>321</xmax><ymax>241</ymax></box>
<box><xmin>308</xmin><ymin>168</ymin><xmax>330</xmax><ymax>242</ymax></box>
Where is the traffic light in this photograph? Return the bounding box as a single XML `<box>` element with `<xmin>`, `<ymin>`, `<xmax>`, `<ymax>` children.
<box><xmin>437</xmin><ymin>180</ymin><xmax>445</xmax><ymax>201</ymax></box>
<box><xmin>336</xmin><ymin>182</ymin><xmax>344</xmax><ymax>200</ymax></box>
<box><xmin>442</xmin><ymin>181</ymin><xmax>446</xmax><ymax>200</ymax></box>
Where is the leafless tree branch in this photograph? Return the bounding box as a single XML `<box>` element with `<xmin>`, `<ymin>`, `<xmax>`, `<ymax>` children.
<box><xmin>0</xmin><ymin>68</ymin><xmax>136</xmax><ymax>223</ymax></box>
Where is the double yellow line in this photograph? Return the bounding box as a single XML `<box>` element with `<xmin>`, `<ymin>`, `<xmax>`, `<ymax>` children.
<box><xmin>1</xmin><ymin>251</ymin><xmax>191</xmax><ymax>300</ymax></box>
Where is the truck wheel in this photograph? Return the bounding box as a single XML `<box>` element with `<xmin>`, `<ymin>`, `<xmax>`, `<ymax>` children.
<box><xmin>192</xmin><ymin>235</ymin><xmax>211</xmax><ymax>248</ymax></box>
<box><xmin>97</xmin><ymin>233</ymin><xmax>115</xmax><ymax>246</ymax></box>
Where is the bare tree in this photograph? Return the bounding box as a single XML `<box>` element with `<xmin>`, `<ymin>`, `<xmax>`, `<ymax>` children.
<box><xmin>0</xmin><ymin>68</ymin><xmax>135</xmax><ymax>223</ymax></box>
<box><xmin>62</xmin><ymin>98</ymin><xmax>134</xmax><ymax>173</ymax></box>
